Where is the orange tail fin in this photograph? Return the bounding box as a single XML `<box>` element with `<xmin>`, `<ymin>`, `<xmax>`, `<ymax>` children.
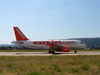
<box><xmin>13</xmin><ymin>27</ymin><xmax>29</xmax><ymax>41</ymax></box>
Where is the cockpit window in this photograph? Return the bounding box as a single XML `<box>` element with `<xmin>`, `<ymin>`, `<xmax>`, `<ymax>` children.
<box><xmin>80</xmin><ymin>41</ymin><xmax>84</xmax><ymax>44</ymax></box>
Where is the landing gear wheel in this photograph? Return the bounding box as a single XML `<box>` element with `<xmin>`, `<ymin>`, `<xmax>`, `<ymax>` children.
<box><xmin>52</xmin><ymin>50</ymin><xmax>55</xmax><ymax>54</ymax></box>
<box><xmin>49</xmin><ymin>50</ymin><xmax>52</xmax><ymax>53</ymax></box>
<box><xmin>75</xmin><ymin>50</ymin><xmax>77</xmax><ymax>54</ymax></box>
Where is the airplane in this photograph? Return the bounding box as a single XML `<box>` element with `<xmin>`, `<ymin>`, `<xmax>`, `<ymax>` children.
<box><xmin>12</xmin><ymin>27</ymin><xmax>86</xmax><ymax>54</ymax></box>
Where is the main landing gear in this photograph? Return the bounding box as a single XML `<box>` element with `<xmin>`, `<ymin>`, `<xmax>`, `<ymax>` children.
<box><xmin>74</xmin><ymin>50</ymin><xmax>77</xmax><ymax>54</ymax></box>
<box><xmin>48</xmin><ymin>50</ymin><xmax>55</xmax><ymax>54</ymax></box>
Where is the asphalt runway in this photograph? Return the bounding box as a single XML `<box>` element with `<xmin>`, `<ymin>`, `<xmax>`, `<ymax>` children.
<box><xmin>0</xmin><ymin>51</ymin><xmax>100</xmax><ymax>56</ymax></box>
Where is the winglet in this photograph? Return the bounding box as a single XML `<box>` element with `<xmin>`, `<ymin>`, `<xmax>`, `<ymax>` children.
<box><xmin>13</xmin><ymin>27</ymin><xmax>29</xmax><ymax>41</ymax></box>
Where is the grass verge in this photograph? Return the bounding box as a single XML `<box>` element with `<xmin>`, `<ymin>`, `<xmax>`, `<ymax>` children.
<box><xmin>0</xmin><ymin>55</ymin><xmax>99</xmax><ymax>75</ymax></box>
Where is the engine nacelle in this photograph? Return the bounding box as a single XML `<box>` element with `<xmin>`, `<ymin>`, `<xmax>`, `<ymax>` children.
<box><xmin>55</xmin><ymin>46</ymin><xmax>70</xmax><ymax>52</ymax></box>
<box><xmin>62</xmin><ymin>46</ymin><xmax>70</xmax><ymax>52</ymax></box>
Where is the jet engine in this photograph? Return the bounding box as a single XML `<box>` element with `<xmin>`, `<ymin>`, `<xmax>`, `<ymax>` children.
<box><xmin>55</xmin><ymin>45</ymin><xmax>70</xmax><ymax>52</ymax></box>
<box><xmin>62</xmin><ymin>46</ymin><xmax>70</xmax><ymax>52</ymax></box>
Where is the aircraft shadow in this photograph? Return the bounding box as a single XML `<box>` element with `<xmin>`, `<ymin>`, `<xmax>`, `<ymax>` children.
<box><xmin>16</xmin><ymin>52</ymin><xmax>74</xmax><ymax>55</ymax></box>
<box><xmin>52</xmin><ymin>52</ymin><xmax>74</xmax><ymax>55</ymax></box>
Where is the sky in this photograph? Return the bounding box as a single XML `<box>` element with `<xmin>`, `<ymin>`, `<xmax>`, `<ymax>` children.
<box><xmin>0</xmin><ymin>0</ymin><xmax>100</xmax><ymax>44</ymax></box>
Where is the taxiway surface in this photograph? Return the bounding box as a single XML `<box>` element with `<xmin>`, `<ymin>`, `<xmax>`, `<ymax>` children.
<box><xmin>0</xmin><ymin>51</ymin><xmax>100</xmax><ymax>56</ymax></box>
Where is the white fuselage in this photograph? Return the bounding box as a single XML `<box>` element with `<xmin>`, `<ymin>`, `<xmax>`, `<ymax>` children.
<box><xmin>12</xmin><ymin>40</ymin><xmax>86</xmax><ymax>49</ymax></box>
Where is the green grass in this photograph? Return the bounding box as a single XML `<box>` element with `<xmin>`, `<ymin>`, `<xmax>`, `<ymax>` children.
<box><xmin>72</xmin><ymin>68</ymin><xmax>80</xmax><ymax>73</ymax></box>
<box><xmin>53</xmin><ymin>64</ymin><xmax>62</xmax><ymax>72</ymax></box>
<box><xmin>81</xmin><ymin>65</ymin><xmax>90</xmax><ymax>71</ymax></box>
<box><xmin>0</xmin><ymin>56</ymin><xmax>99</xmax><ymax>75</ymax></box>
<box><xmin>28</xmin><ymin>71</ymin><xmax>41</xmax><ymax>75</ymax></box>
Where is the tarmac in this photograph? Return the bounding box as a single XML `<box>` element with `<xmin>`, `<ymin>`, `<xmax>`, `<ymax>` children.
<box><xmin>0</xmin><ymin>51</ymin><xmax>100</xmax><ymax>56</ymax></box>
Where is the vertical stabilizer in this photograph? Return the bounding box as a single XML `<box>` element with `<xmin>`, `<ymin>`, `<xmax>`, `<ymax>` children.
<box><xmin>13</xmin><ymin>27</ymin><xmax>29</xmax><ymax>41</ymax></box>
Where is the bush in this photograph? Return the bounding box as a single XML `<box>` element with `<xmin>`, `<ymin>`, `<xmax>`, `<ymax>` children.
<box><xmin>6</xmin><ymin>64</ymin><xmax>12</xmax><ymax>68</ymax></box>
<box><xmin>53</xmin><ymin>65</ymin><xmax>61</xmax><ymax>72</ymax></box>
<box><xmin>47</xmin><ymin>56</ymin><xmax>52</xmax><ymax>59</ymax></box>
<box><xmin>81</xmin><ymin>65</ymin><xmax>90</xmax><ymax>70</ymax></box>
<box><xmin>98</xmin><ymin>64</ymin><xmax>100</xmax><ymax>68</ymax></box>
<box><xmin>72</xmin><ymin>68</ymin><xmax>80</xmax><ymax>72</ymax></box>
<box><xmin>28</xmin><ymin>71</ymin><xmax>40</xmax><ymax>75</ymax></box>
